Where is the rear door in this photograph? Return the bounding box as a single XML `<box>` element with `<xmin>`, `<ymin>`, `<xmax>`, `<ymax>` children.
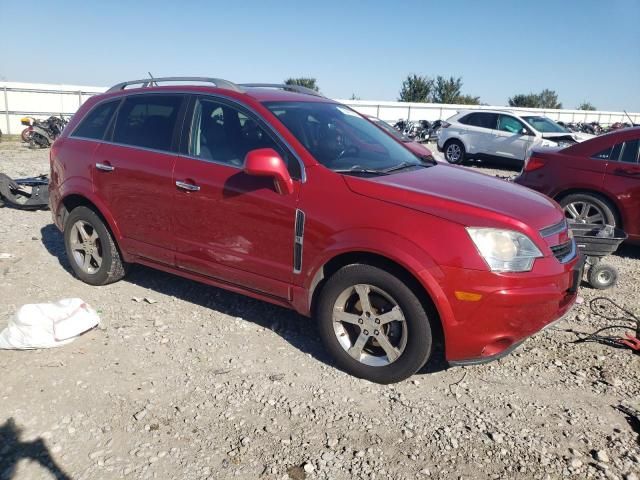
<box><xmin>457</xmin><ymin>112</ymin><xmax>498</xmax><ymax>154</ymax></box>
<box><xmin>171</xmin><ymin>96</ymin><xmax>302</xmax><ymax>299</ymax></box>
<box><xmin>492</xmin><ymin>114</ymin><xmax>534</xmax><ymax>162</ymax></box>
<box><xmin>92</xmin><ymin>93</ymin><xmax>187</xmax><ymax>264</ymax></box>
<box><xmin>604</xmin><ymin>137</ymin><xmax>640</xmax><ymax>238</ymax></box>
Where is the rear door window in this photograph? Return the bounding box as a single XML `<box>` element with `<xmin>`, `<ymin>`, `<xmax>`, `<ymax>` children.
<box><xmin>113</xmin><ymin>95</ymin><xmax>184</xmax><ymax>152</ymax></box>
<box><xmin>620</xmin><ymin>139</ymin><xmax>640</xmax><ymax>164</ymax></box>
<box><xmin>71</xmin><ymin>100</ymin><xmax>119</xmax><ymax>140</ymax></box>
<box><xmin>459</xmin><ymin>112</ymin><xmax>498</xmax><ymax>129</ymax></box>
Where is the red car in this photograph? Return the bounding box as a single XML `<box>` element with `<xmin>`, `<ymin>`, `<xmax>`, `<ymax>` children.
<box><xmin>49</xmin><ymin>77</ymin><xmax>580</xmax><ymax>383</ymax></box>
<box><xmin>515</xmin><ymin>127</ymin><xmax>640</xmax><ymax>243</ymax></box>
<box><xmin>365</xmin><ymin>115</ymin><xmax>436</xmax><ymax>161</ymax></box>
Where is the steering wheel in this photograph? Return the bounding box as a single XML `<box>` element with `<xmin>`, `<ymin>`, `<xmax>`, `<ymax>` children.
<box><xmin>337</xmin><ymin>145</ymin><xmax>360</xmax><ymax>160</ymax></box>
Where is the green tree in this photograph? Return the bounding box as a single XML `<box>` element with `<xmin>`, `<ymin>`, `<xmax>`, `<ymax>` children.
<box><xmin>284</xmin><ymin>77</ymin><xmax>319</xmax><ymax>92</ymax></box>
<box><xmin>398</xmin><ymin>74</ymin><xmax>434</xmax><ymax>102</ymax></box>
<box><xmin>433</xmin><ymin>76</ymin><xmax>462</xmax><ymax>104</ymax></box>
<box><xmin>538</xmin><ymin>89</ymin><xmax>562</xmax><ymax>109</ymax></box>
<box><xmin>508</xmin><ymin>93</ymin><xmax>542</xmax><ymax>108</ymax></box>
<box><xmin>577</xmin><ymin>101</ymin><xmax>597</xmax><ymax>111</ymax></box>
<box><xmin>431</xmin><ymin>76</ymin><xmax>480</xmax><ymax>104</ymax></box>
<box><xmin>508</xmin><ymin>89</ymin><xmax>562</xmax><ymax>109</ymax></box>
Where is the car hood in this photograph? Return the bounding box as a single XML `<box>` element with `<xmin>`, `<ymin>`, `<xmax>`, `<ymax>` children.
<box><xmin>403</xmin><ymin>141</ymin><xmax>436</xmax><ymax>161</ymax></box>
<box><xmin>540</xmin><ymin>132</ymin><xmax>591</xmax><ymax>144</ymax></box>
<box><xmin>343</xmin><ymin>164</ymin><xmax>564</xmax><ymax>232</ymax></box>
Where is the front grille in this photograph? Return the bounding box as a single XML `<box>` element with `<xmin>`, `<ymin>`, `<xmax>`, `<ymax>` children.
<box><xmin>540</xmin><ymin>219</ymin><xmax>568</xmax><ymax>238</ymax></box>
<box><xmin>551</xmin><ymin>240</ymin><xmax>574</xmax><ymax>262</ymax></box>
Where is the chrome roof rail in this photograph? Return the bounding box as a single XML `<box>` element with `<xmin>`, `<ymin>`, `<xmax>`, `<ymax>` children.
<box><xmin>107</xmin><ymin>77</ymin><xmax>243</xmax><ymax>93</ymax></box>
<box><xmin>239</xmin><ymin>83</ymin><xmax>326</xmax><ymax>98</ymax></box>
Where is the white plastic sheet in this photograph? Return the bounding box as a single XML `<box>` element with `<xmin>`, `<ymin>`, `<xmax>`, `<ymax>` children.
<box><xmin>0</xmin><ymin>298</ymin><xmax>100</xmax><ymax>349</ymax></box>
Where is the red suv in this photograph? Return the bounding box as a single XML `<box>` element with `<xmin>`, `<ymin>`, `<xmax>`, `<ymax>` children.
<box><xmin>49</xmin><ymin>77</ymin><xmax>581</xmax><ymax>383</ymax></box>
<box><xmin>515</xmin><ymin>127</ymin><xmax>640</xmax><ymax>243</ymax></box>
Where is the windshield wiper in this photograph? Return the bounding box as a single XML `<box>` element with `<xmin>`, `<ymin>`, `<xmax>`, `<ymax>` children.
<box><xmin>333</xmin><ymin>166</ymin><xmax>389</xmax><ymax>176</ymax></box>
<box><xmin>383</xmin><ymin>161</ymin><xmax>429</xmax><ymax>173</ymax></box>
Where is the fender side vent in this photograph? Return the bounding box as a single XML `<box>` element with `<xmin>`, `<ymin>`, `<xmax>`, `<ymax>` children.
<box><xmin>293</xmin><ymin>209</ymin><xmax>305</xmax><ymax>273</ymax></box>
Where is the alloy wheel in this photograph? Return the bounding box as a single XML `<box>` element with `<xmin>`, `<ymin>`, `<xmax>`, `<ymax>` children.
<box><xmin>332</xmin><ymin>284</ymin><xmax>407</xmax><ymax>367</ymax></box>
<box><xmin>564</xmin><ymin>201</ymin><xmax>606</xmax><ymax>225</ymax></box>
<box><xmin>69</xmin><ymin>220</ymin><xmax>103</xmax><ymax>274</ymax></box>
<box><xmin>446</xmin><ymin>143</ymin><xmax>461</xmax><ymax>162</ymax></box>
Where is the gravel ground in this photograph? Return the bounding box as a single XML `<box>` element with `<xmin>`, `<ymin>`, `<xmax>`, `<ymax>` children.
<box><xmin>0</xmin><ymin>139</ymin><xmax>638</xmax><ymax>480</ymax></box>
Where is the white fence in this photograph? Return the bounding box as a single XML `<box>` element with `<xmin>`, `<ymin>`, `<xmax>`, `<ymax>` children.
<box><xmin>337</xmin><ymin>99</ymin><xmax>640</xmax><ymax>127</ymax></box>
<box><xmin>1</xmin><ymin>81</ymin><xmax>638</xmax><ymax>136</ymax></box>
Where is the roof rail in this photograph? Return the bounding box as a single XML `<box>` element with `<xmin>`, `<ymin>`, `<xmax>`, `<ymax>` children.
<box><xmin>107</xmin><ymin>77</ymin><xmax>243</xmax><ymax>93</ymax></box>
<box><xmin>240</xmin><ymin>83</ymin><xmax>326</xmax><ymax>98</ymax></box>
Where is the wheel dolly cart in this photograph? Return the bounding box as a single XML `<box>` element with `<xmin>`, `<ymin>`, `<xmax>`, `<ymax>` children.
<box><xmin>569</xmin><ymin>223</ymin><xmax>627</xmax><ymax>289</ymax></box>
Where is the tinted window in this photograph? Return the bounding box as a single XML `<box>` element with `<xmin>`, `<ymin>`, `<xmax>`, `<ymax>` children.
<box><xmin>189</xmin><ymin>99</ymin><xmax>301</xmax><ymax>178</ymax></box>
<box><xmin>459</xmin><ymin>112</ymin><xmax>498</xmax><ymax>129</ymax></box>
<box><xmin>594</xmin><ymin>142</ymin><xmax>623</xmax><ymax>161</ymax></box>
<box><xmin>620</xmin><ymin>139</ymin><xmax>640</xmax><ymax>164</ymax></box>
<box><xmin>113</xmin><ymin>95</ymin><xmax>183</xmax><ymax>151</ymax></box>
<box><xmin>498</xmin><ymin>115</ymin><xmax>526</xmax><ymax>134</ymax></box>
<box><xmin>72</xmin><ymin>100</ymin><xmax>118</xmax><ymax>140</ymax></box>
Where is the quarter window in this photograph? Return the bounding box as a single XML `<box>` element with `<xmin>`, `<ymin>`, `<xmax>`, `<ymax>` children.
<box><xmin>593</xmin><ymin>142</ymin><xmax>623</xmax><ymax>161</ymax></box>
<box><xmin>497</xmin><ymin>115</ymin><xmax>526</xmax><ymax>134</ymax></box>
<box><xmin>72</xmin><ymin>100</ymin><xmax>119</xmax><ymax>140</ymax></box>
<box><xmin>112</xmin><ymin>95</ymin><xmax>183</xmax><ymax>152</ymax></box>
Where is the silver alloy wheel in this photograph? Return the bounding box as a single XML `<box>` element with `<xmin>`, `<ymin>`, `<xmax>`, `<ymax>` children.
<box><xmin>332</xmin><ymin>284</ymin><xmax>407</xmax><ymax>367</ymax></box>
<box><xmin>446</xmin><ymin>143</ymin><xmax>461</xmax><ymax>162</ymax></box>
<box><xmin>69</xmin><ymin>220</ymin><xmax>103</xmax><ymax>274</ymax></box>
<box><xmin>564</xmin><ymin>201</ymin><xmax>606</xmax><ymax>225</ymax></box>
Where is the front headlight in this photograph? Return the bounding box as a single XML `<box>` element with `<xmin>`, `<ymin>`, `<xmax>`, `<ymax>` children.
<box><xmin>466</xmin><ymin>228</ymin><xmax>543</xmax><ymax>272</ymax></box>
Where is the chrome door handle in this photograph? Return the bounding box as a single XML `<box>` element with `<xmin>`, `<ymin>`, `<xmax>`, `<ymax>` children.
<box><xmin>95</xmin><ymin>162</ymin><xmax>115</xmax><ymax>172</ymax></box>
<box><xmin>175</xmin><ymin>180</ymin><xmax>200</xmax><ymax>192</ymax></box>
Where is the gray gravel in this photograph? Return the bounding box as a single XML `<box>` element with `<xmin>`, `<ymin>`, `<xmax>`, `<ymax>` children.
<box><xmin>0</xmin><ymin>139</ymin><xmax>639</xmax><ymax>480</ymax></box>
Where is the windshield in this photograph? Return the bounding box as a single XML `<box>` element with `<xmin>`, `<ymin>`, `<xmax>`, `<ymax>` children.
<box><xmin>522</xmin><ymin>116</ymin><xmax>568</xmax><ymax>133</ymax></box>
<box><xmin>370</xmin><ymin>117</ymin><xmax>410</xmax><ymax>142</ymax></box>
<box><xmin>264</xmin><ymin>101</ymin><xmax>421</xmax><ymax>173</ymax></box>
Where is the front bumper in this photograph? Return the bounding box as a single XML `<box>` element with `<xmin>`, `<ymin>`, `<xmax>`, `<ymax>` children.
<box><xmin>433</xmin><ymin>254</ymin><xmax>582</xmax><ymax>365</ymax></box>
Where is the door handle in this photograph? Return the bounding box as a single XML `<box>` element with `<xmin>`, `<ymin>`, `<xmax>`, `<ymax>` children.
<box><xmin>614</xmin><ymin>168</ymin><xmax>640</xmax><ymax>176</ymax></box>
<box><xmin>175</xmin><ymin>180</ymin><xmax>200</xmax><ymax>192</ymax></box>
<box><xmin>95</xmin><ymin>162</ymin><xmax>115</xmax><ymax>172</ymax></box>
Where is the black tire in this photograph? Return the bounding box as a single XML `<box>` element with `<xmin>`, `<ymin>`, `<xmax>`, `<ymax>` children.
<box><xmin>316</xmin><ymin>264</ymin><xmax>433</xmax><ymax>384</ymax></box>
<box><xmin>64</xmin><ymin>206</ymin><xmax>127</xmax><ymax>286</ymax></box>
<box><xmin>443</xmin><ymin>139</ymin><xmax>466</xmax><ymax>164</ymax></box>
<box><xmin>587</xmin><ymin>263</ymin><xmax>618</xmax><ymax>289</ymax></box>
<box><xmin>559</xmin><ymin>193</ymin><xmax>617</xmax><ymax>227</ymax></box>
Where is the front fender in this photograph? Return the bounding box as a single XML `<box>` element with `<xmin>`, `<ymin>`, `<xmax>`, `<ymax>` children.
<box><xmin>298</xmin><ymin>228</ymin><xmax>456</xmax><ymax>337</ymax></box>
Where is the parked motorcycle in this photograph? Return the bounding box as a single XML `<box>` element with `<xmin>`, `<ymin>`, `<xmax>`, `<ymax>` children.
<box><xmin>21</xmin><ymin>116</ymin><xmax>68</xmax><ymax>148</ymax></box>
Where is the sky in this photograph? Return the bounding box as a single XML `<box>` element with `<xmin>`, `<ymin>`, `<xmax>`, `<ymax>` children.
<box><xmin>1</xmin><ymin>0</ymin><xmax>639</xmax><ymax>111</ymax></box>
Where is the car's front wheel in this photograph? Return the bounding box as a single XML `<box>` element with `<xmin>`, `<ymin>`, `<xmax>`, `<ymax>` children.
<box><xmin>64</xmin><ymin>206</ymin><xmax>128</xmax><ymax>286</ymax></box>
<box><xmin>316</xmin><ymin>264</ymin><xmax>433</xmax><ymax>384</ymax></box>
<box><xmin>444</xmin><ymin>140</ymin><xmax>465</xmax><ymax>164</ymax></box>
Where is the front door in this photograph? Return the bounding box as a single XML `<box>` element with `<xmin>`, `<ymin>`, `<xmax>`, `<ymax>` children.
<box><xmin>171</xmin><ymin>96</ymin><xmax>302</xmax><ymax>299</ymax></box>
<box><xmin>492</xmin><ymin>114</ymin><xmax>533</xmax><ymax>162</ymax></box>
<box><xmin>92</xmin><ymin>93</ymin><xmax>187</xmax><ymax>264</ymax></box>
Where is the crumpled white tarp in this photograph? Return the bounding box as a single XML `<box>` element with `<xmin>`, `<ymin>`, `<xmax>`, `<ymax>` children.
<box><xmin>0</xmin><ymin>298</ymin><xmax>100</xmax><ymax>349</ymax></box>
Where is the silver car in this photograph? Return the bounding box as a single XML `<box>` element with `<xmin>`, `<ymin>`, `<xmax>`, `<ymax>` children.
<box><xmin>437</xmin><ymin>110</ymin><xmax>591</xmax><ymax>165</ymax></box>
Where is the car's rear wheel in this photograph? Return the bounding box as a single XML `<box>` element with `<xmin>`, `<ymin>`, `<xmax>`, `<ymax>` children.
<box><xmin>316</xmin><ymin>264</ymin><xmax>433</xmax><ymax>384</ymax></box>
<box><xmin>559</xmin><ymin>193</ymin><xmax>617</xmax><ymax>226</ymax></box>
<box><xmin>64</xmin><ymin>206</ymin><xmax>127</xmax><ymax>285</ymax></box>
<box><xmin>444</xmin><ymin>140</ymin><xmax>465</xmax><ymax>164</ymax></box>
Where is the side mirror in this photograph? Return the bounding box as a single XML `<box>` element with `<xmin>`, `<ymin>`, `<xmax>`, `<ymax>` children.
<box><xmin>244</xmin><ymin>148</ymin><xmax>294</xmax><ymax>195</ymax></box>
<box><xmin>520</xmin><ymin>128</ymin><xmax>529</xmax><ymax>135</ymax></box>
